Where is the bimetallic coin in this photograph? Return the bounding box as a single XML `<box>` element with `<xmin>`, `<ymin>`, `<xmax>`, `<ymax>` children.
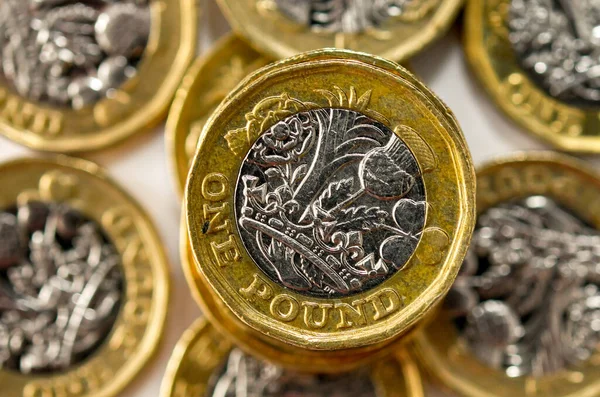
<box><xmin>0</xmin><ymin>156</ymin><xmax>169</xmax><ymax>397</ymax></box>
<box><xmin>216</xmin><ymin>0</ymin><xmax>463</xmax><ymax>62</ymax></box>
<box><xmin>167</xmin><ymin>34</ymin><xmax>271</xmax><ymax>197</ymax></box>
<box><xmin>159</xmin><ymin>318</ymin><xmax>424</xmax><ymax>397</ymax></box>
<box><xmin>185</xmin><ymin>49</ymin><xmax>475</xmax><ymax>351</ymax></box>
<box><xmin>465</xmin><ymin>0</ymin><xmax>600</xmax><ymax>152</ymax></box>
<box><xmin>416</xmin><ymin>152</ymin><xmax>600</xmax><ymax>397</ymax></box>
<box><xmin>181</xmin><ymin>219</ymin><xmax>426</xmax><ymax>373</ymax></box>
<box><xmin>0</xmin><ymin>0</ymin><xmax>196</xmax><ymax>152</ymax></box>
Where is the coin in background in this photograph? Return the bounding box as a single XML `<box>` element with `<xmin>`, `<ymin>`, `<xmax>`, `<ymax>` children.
<box><xmin>217</xmin><ymin>0</ymin><xmax>463</xmax><ymax>62</ymax></box>
<box><xmin>185</xmin><ymin>49</ymin><xmax>475</xmax><ymax>351</ymax></box>
<box><xmin>465</xmin><ymin>0</ymin><xmax>600</xmax><ymax>152</ymax></box>
<box><xmin>0</xmin><ymin>0</ymin><xmax>196</xmax><ymax>152</ymax></box>
<box><xmin>416</xmin><ymin>152</ymin><xmax>600</xmax><ymax>397</ymax></box>
<box><xmin>167</xmin><ymin>34</ymin><xmax>270</xmax><ymax>196</ymax></box>
<box><xmin>160</xmin><ymin>318</ymin><xmax>424</xmax><ymax>397</ymax></box>
<box><xmin>0</xmin><ymin>156</ymin><xmax>169</xmax><ymax>397</ymax></box>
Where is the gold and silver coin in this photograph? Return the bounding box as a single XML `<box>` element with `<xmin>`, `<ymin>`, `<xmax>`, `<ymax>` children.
<box><xmin>160</xmin><ymin>317</ymin><xmax>425</xmax><ymax>397</ymax></box>
<box><xmin>167</xmin><ymin>34</ymin><xmax>270</xmax><ymax>196</ymax></box>
<box><xmin>416</xmin><ymin>152</ymin><xmax>600</xmax><ymax>397</ymax></box>
<box><xmin>181</xmin><ymin>219</ymin><xmax>425</xmax><ymax>373</ymax></box>
<box><xmin>217</xmin><ymin>0</ymin><xmax>463</xmax><ymax>62</ymax></box>
<box><xmin>0</xmin><ymin>156</ymin><xmax>169</xmax><ymax>397</ymax></box>
<box><xmin>185</xmin><ymin>49</ymin><xmax>475</xmax><ymax>352</ymax></box>
<box><xmin>0</xmin><ymin>0</ymin><xmax>196</xmax><ymax>152</ymax></box>
<box><xmin>465</xmin><ymin>0</ymin><xmax>600</xmax><ymax>152</ymax></box>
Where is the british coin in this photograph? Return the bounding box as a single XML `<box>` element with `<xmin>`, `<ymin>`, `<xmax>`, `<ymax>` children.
<box><xmin>216</xmin><ymin>0</ymin><xmax>463</xmax><ymax>62</ymax></box>
<box><xmin>181</xmin><ymin>218</ymin><xmax>427</xmax><ymax>372</ymax></box>
<box><xmin>416</xmin><ymin>152</ymin><xmax>600</xmax><ymax>397</ymax></box>
<box><xmin>0</xmin><ymin>0</ymin><xmax>196</xmax><ymax>152</ymax></box>
<box><xmin>160</xmin><ymin>317</ymin><xmax>424</xmax><ymax>397</ymax></box>
<box><xmin>167</xmin><ymin>34</ymin><xmax>270</xmax><ymax>196</ymax></box>
<box><xmin>185</xmin><ymin>49</ymin><xmax>475</xmax><ymax>351</ymax></box>
<box><xmin>465</xmin><ymin>0</ymin><xmax>600</xmax><ymax>152</ymax></box>
<box><xmin>0</xmin><ymin>156</ymin><xmax>169</xmax><ymax>397</ymax></box>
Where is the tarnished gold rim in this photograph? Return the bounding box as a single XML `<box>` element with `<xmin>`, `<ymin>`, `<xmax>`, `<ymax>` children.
<box><xmin>166</xmin><ymin>34</ymin><xmax>269</xmax><ymax>197</ymax></box>
<box><xmin>464</xmin><ymin>0</ymin><xmax>600</xmax><ymax>152</ymax></box>
<box><xmin>0</xmin><ymin>0</ymin><xmax>197</xmax><ymax>153</ymax></box>
<box><xmin>415</xmin><ymin>151</ymin><xmax>600</xmax><ymax>397</ymax></box>
<box><xmin>0</xmin><ymin>156</ymin><xmax>169</xmax><ymax>397</ymax></box>
<box><xmin>217</xmin><ymin>0</ymin><xmax>464</xmax><ymax>62</ymax></box>
<box><xmin>160</xmin><ymin>317</ymin><xmax>425</xmax><ymax>397</ymax></box>
<box><xmin>186</xmin><ymin>49</ymin><xmax>475</xmax><ymax>350</ymax></box>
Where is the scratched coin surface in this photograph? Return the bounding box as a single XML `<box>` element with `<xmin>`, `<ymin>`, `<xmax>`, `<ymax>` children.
<box><xmin>0</xmin><ymin>0</ymin><xmax>196</xmax><ymax>152</ymax></box>
<box><xmin>167</xmin><ymin>34</ymin><xmax>270</xmax><ymax>196</ymax></box>
<box><xmin>416</xmin><ymin>152</ymin><xmax>600</xmax><ymax>397</ymax></box>
<box><xmin>185</xmin><ymin>49</ymin><xmax>475</xmax><ymax>350</ymax></box>
<box><xmin>0</xmin><ymin>156</ymin><xmax>169</xmax><ymax>397</ymax></box>
<box><xmin>216</xmin><ymin>0</ymin><xmax>463</xmax><ymax>62</ymax></box>
<box><xmin>160</xmin><ymin>318</ymin><xmax>424</xmax><ymax>397</ymax></box>
<box><xmin>465</xmin><ymin>0</ymin><xmax>600</xmax><ymax>152</ymax></box>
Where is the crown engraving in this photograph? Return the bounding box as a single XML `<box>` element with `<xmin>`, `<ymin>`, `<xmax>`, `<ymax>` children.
<box><xmin>234</xmin><ymin>105</ymin><xmax>428</xmax><ymax>297</ymax></box>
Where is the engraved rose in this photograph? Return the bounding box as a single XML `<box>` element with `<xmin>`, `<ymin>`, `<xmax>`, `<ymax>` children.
<box><xmin>250</xmin><ymin>113</ymin><xmax>315</xmax><ymax>165</ymax></box>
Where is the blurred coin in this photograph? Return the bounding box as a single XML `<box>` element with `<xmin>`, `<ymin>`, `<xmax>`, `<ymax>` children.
<box><xmin>217</xmin><ymin>0</ymin><xmax>463</xmax><ymax>62</ymax></box>
<box><xmin>167</xmin><ymin>34</ymin><xmax>271</xmax><ymax>197</ymax></box>
<box><xmin>0</xmin><ymin>0</ymin><xmax>196</xmax><ymax>152</ymax></box>
<box><xmin>465</xmin><ymin>0</ymin><xmax>600</xmax><ymax>152</ymax></box>
<box><xmin>416</xmin><ymin>151</ymin><xmax>600</xmax><ymax>397</ymax></box>
<box><xmin>0</xmin><ymin>156</ymin><xmax>169</xmax><ymax>397</ymax></box>
<box><xmin>185</xmin><ymin>49</ymin><xmax>475</xmax><ymax>352</ymax></box>
<box><xmin>160</xmin><ymin>318</ymin><xmax>424</xmax><ymax>397</ymax></box>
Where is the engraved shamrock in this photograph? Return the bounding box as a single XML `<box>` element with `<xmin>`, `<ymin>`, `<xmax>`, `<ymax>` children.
<box><xmin>379</xmin><ymin>198</ymin><xmax>425</xmax><ymax>270</ymax></box>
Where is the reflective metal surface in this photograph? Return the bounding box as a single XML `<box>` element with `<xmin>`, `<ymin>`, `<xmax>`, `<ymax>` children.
<box><xmin>0</xmin><ymin>0</ymin><xmax>149</xmax><ymax>109</ymax></box>
<box><xmin>509</xmin><ymin>0</ymin><xmax>600</xmax><ymax>106</ymax></box>
<box><xmin>447</xmin><ymin>195</ymin><xmax>600</xmax><ymax>377</ymax></box>
<box><xmin>207</xmin><ymin>349</ymin><xmax>376</xmax><ymax>397</ymax></box>
<box><xmin>0</xmin><ymin>201</ymin><xmax>122</xmax><ymax>374</ymax></box>
<box><xmin>235</xmin><ymin>108</ymin><xmax>426</xmax><ymax>297</ymax></box>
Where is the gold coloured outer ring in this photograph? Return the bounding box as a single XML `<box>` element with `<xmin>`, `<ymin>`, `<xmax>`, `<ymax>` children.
<box><xmin>167</xmin><ymin>34</ymin><xmax>270</xmax><ymax>196</ymax></box>
<box><xmin>180</xmin><ymin>218</ymin><xmax>429</xmax><ymax>373</ymax></box>
<box><xmin>216</xmin><ymin>0</ymin><xmax>463</xmax><ymax>62</ymax></box>
<box><xmin>0</xmin><ymin>156</ymin><xmax>169</xmax><ymax>397</ymax></box>
<box><xmin>186</xmin><ymin>49</ymin><xmax>476</xmax><ymax>350</ymax></box>
<box><xmin>160</xmin><ymin>317</ymin><xmax>425</xmax><ymax>397</ymax></box>
<box><xmin>415</xmin><ymin>151</ymin><xmax>600</xmax><ymax>397</ymax></box>
<box><xmin>465</xmin><ymin>0</ymin><xmax>600</xmax><ymax>152</ymax></box>
<box><xmin>0</xmin><ymin>0</ymin><xmax>196</xmax><ymax>153</ymax></box>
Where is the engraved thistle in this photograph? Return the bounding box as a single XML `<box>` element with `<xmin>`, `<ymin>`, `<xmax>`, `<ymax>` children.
<box><xmin>272</xmin><ymin>0</ymin><xmax>439</xmax><ymax>34</ymax></box>
<box><xmin>234</xmin><ymin>94</ymin><xmax>426</xmax><ymax>297</ymax></box>
<box><xmin>446</xmin><ymin>196</ymin><xmax>600</xmax><ymax>376</ymax></box>
<box><xmin>208</xmin><ymin>349</ymin><xmax>376</xmax><ymax>397</ymax></box>
<box><xmin>509</xmin><ymin>0</ymin><xmax>600</xmax><ymax>106</ymax></box>
<box><xmin>0</xmin><ymin>201</ymin><xmax>122</xmax><ymax>374</ymax></box>
<box><xmin>0</xmin><ymin>0</ymin><xmax>150</xmax><ymax>109</ymax></box>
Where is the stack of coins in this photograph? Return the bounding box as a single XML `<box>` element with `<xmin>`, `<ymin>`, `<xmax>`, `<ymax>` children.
<box><xmin>3</xmin><ymin>1</ymin><xmax>600</xmax><ymax>397</ymax></box>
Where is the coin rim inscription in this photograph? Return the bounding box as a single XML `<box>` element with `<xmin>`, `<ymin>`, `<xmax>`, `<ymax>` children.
<box><xmin>416</xmin><ymin>151</ymin><xmax>600</xmax><ymax>397</ymax></box>
<box><xmin>465</xmin><ymin>0</ymin><xmax>600</xmax><ymax>153</ymax></box>
<box><xmin>0</xmin><ymin>0</ymin><xmax>197</xmax><ymax>153</ymax></box>
<box><xmin>185</xmin><ymin>49</ymin><xmax>475</xmax><ymax>350</ymax></box>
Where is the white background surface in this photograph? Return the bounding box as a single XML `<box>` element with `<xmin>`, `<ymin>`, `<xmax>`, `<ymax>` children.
<box><xmin>0</xmin><ymin>1</ymin><xmax>584</xmax><ymax>396</ymax></box>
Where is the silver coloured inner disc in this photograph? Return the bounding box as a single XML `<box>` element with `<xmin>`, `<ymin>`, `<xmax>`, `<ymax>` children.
<box><xmin>445</xmin><ymin>196</ymin><xmax>600</xmax><ymax>377</ymax></box>
<box><xmin>206</xmin><ymin>349</ymin><xmax>376</xmax><ymax>397</ymax></box>
<box><xmin>0</xmin><ymin>201</ymin><xmax>123</xmax><ymax>374</ymax></box>
<box><xmin>234</xmin><ymin>108</ymin><xmax>426</xmax><ymax>298</ymax></box>
<box><xmin>509</xmin><ymin>0</ymin><xmax>600</xmax><ymax>107</ymax></box>
<box><xmin>0</xmin><ymin>0</ymin><xmax>150</xmax><ymax>109</ymax></box>
<box><xmin>274</xmin><ymin>0</ymin><xmax>412</xmax><ymax>34</ymax></box>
